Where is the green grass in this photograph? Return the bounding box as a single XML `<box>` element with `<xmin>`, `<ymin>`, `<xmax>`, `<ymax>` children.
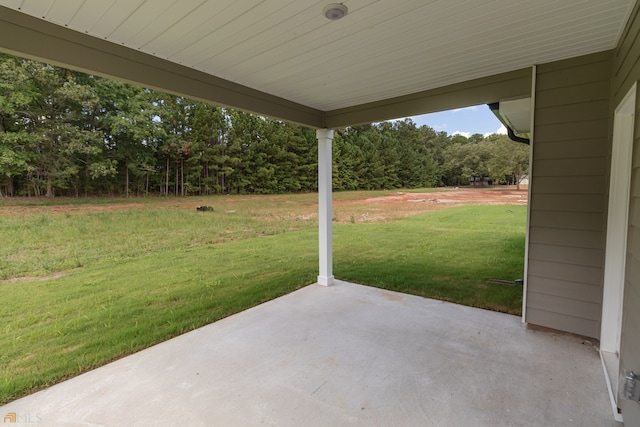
<box><xmin>0</xmin><ymin>197</ymin><xmax>526</xmax><ymax>404</ymax></box>
<box><xmin>0</xmin><ymin>202</ymin><xmax>314</xmax><ymax>280</ymax></box>
<box><xmin>0</xmin><ymin>231</ymin><xmax>319</xmax><ymax>404</ymax></box>
<box><xmin>335</xmin><ymin>205</ymin><xmax>525</xmax><ymax>314</ymax></box>
<box><xmin>0</xmin><ymin>190</ymin><xmax>440</xmax><ymax>280</ymax></box>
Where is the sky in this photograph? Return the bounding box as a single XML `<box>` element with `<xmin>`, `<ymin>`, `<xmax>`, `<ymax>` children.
<box><xmin>399</xmin><ymin>104</ymin><xmax>507</xmax><ymax>138</ymax></box>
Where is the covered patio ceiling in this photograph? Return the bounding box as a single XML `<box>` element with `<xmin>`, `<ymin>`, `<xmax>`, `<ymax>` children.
<box><xmin>0</xmin><ymin>0</ymin><xmax>635</xmax><ymax>128</ymax></box>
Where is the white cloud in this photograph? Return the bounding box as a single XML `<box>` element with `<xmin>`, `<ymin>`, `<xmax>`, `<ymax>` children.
<box><xmin>452</xmin><ymin>131</ymin><xmax>472</xmax><ymax>138</ymax></box>
<box><xmin>483</xmin><ymin>125</ymin><xmax>508</xmax><ymax>137</ymax></box>
<box><xmin>451</xmin><ymin>105</ymin><xmax>481</xmax><ymax>113</ymax></box>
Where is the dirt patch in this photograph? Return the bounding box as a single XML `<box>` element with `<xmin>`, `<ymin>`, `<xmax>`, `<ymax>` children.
<box><xmin>332</xmin><ymin>187</ymin><xmax>528</xmax><ymax>223</ymax></box>
<box><xmin>0</xmin><ymin>202</ymin><xmax>138</xmax><ymax>216</ymax></box>
<box><xmin>0</xmin><ymin>271</ymin><xmax>67</xmax><ymax>284</ymax></box>
<box><xmin>0</xmin><ymin>187</ymin><xmax>528</xmax><ymax>223</ymax></box>
<box><xmin>347</xmin><ymin>188</ymin><xmax>527</xmax><ymax>205</ymax></box>
<box><xmin>61</xmin><ymin>345</ymin><xmax>83</xmax><ymax>354</ymax></box>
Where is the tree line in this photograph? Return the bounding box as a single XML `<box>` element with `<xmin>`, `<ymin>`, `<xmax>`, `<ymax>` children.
<box><xmin>0</xmin><ymin>54</ymin><xmax>529</xmax><ymax>198</ymax></box>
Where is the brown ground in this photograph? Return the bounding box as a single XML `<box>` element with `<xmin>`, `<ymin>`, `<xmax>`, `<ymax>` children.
<box><xmin>332</xmin><ymin>187</ymin><xmax>528</xmax><ymax>222</ymax></box>
<box><xmin>0</xmin><ymin>186</ymin><xmax>528</xmax><ymax>223</ymax></box>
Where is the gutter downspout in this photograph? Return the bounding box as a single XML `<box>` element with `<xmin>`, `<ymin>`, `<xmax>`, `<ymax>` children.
<box><xmin>487</xmin><ymin>102</ymin><xmax>530</xmax><ymax>145</ymax></box>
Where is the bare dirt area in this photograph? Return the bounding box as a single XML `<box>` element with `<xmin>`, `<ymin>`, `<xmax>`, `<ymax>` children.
<box><xmin>0</xmin><ymin>187</ymin><xmax>528</xmax><ymax>223</ymax></box>
<box><xmin>332</xmin><ymin>187</ymin><xmax>528</xmax><ymax>223</ymax></box>
<box><xmin>0</xmin><ymin>194</ymin><xmax>310</xmax><ymax>216</ymax></box>
<box><xmin>0</xmin><ymin>201</ymin><xmax>149</xmax><ymax>216</ymax></box>
<box><xmin>344</xmin><ymin>188</ymin><xmax>527</xmax><ymax>206</ymax></box>
<box><xmin>0</xmin><ymin>271</ymin><xmax>67</xmax><ymax>284</ymax></box>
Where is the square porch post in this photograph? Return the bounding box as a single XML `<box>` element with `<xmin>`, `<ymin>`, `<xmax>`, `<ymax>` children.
<box><xmin>317</xmin><ymin>128</ymin><xmax>335</xmax><ymax>286</ymax></box>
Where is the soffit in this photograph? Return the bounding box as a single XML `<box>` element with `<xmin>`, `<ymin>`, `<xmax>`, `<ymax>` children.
<box><xmin>0</xmin><ymin>0</ymin><xmax>634</xmax><ymax>113</ymax></box>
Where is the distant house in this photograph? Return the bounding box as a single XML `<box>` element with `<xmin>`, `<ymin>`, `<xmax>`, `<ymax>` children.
<box><xmin>469</xmin><ymin>177</ymin><xmax>492</xmax><ymax>187</ymax></box>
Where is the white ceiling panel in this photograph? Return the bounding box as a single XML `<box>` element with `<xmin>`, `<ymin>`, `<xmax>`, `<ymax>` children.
<box><xmin>88</xmin><ymin>0</ymin><xmax>146</xmax><ymax>39</ymax></box>
<box><xmin>172</xmin><ymin>2</ymin><xmax>292</xmax><ymax>68</ymax></box>
<box><xmin>122</xmin><ymin>0</ymin><xmax>210</xmax><ymax>49</ymax></box>
<box><xmin>140</xmin><ymin>1</ymin><xmax>238</xmax><ymax>57</ymax></box>
<box><xmin>105</xmin><ymin>0</ymin><xmax>179</xmax><ymax>45</ymax></box>
<box><xmin>46</xmin><ymin>0</ymin><xmax>85</xmax><ymax>26</ymax></box>
<box><xmin>66</xmin><ymin>0</ymin><xmax>116</xmax><ymax>32</ymax></box>
<box><xmin>16</xmin><ymin>0</ymin><xmax>53</xmax><ymax>19</ymax></box>
<box><xmin>1</xmin><ymin>0</ymin><xmax>635</xmax><ymax>112</ymax></box>
<box><xmin>191</xmin><ymin>1</ymin><xmax>318</xmax><ymax>69</ymax></box>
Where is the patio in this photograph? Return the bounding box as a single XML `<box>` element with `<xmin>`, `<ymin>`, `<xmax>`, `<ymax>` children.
<box><xmin>1</xmin><ymin>281</ymin><xmax>617</xmax><ymax>426</ymax></box>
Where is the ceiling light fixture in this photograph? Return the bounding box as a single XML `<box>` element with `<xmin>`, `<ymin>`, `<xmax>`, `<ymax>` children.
<box><xmin>323</xmin><ymin>3</ymin><xmax>348</xmax><ymax>20</ymax></box>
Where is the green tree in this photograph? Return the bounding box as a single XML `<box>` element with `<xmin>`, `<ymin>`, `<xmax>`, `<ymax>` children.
<box><xmin>441</xmin><ymin>136</ymin><xmax>492</xmax><ymax>186</ymax></box>
<box><xmin>187</xmin><ymin>103</ymin><xmax>228</xmax><ymax>194</ymax></box>
<box><xmin>3</xmin><ymin>52</ymin><xmax>523</xmax><ymax>197</ymax></box>
<box><xmin>157</xmin><ymin>95</ymin><xmax>196</xmax><ymax>196</ymax></box>
<box><xmin>226</xmin><ymin>111</ymin><xmax>267</xmax><ymax>193</ymax></box>
<box><xmin>393</xmin><ymin>119</ymin><xmax>439</xmax><ymax>187</ymax></box>
<box><xmin>92</xmin><ymin>79</ymin><xmax>163</xmax><ymax>197</ymax></box>
<box><xmin>485</xmin><ymin>134</ymin><xmax>529</xmax><ymax>189</ymax></box>
<box><xmin>0</xmin><ymin>55</ymin><xmax>36</xmax><ymax>196</ymax></box>
<box><xmin>0</xmin><ymin>55</ymin><xmax>102</xmax><ymax>197</ymax></box>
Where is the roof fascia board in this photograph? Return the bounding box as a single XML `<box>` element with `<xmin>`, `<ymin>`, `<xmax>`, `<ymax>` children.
<box><xmin>324</xmin><ymin>68</ymin><xmax>532</xmax><ymax>128</ymax></box>
<box><xmin>0</xmin><ymin>6</ymin><xmax>324</xmax><ymax>128</ymax></box>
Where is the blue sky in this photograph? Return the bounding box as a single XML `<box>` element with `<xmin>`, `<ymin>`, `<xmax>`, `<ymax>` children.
<box><xmin>398</xmin><ymin>104</ymin><xmax>507</xmax><ymax>137</ymax></box>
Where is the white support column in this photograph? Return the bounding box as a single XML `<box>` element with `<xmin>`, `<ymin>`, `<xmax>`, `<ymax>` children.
<box><xmin>317</xmin><ymin>128</ymin><xmax>335</xmax><ymax>286</ymax></box>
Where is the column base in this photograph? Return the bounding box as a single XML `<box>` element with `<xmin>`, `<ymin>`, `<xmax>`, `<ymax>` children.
<box><xmin>317</xmin><ymin>275</ymin><xmax>335</xmax><ymax>286</ymax></box>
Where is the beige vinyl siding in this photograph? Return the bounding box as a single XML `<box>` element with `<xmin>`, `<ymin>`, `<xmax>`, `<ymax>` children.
<box><xmin>533</xmin><ymin>176</ymin><xmax>606</xmax><ymax>194</ymax></box>
<box><xmin>526</xmin><ymin>51</ymin><xmax>612</xmax><ymax>339</ymax></box>
<box><xmin>613</xmin><ymin>4</ymin><xmax>640</xmax><ymax>100</ymax></box>
<box><xmin>613</xmin><ymin>1</ymin><xmax>640</xmax><ymax>423</ymax></box>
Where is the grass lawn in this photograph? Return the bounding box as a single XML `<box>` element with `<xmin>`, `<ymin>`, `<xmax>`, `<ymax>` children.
<box><xmin>335</xmin><ymin>205</ymin><xmax>525</xmax><ymax>313</ymax></box>
<box><xmin>0</xmin><ymin>192</ymin><xmax>526</xmax><ymax>404</ymax></box>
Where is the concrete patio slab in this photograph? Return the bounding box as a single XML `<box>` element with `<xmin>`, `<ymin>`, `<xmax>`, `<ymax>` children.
<box><xmin>1</xmin><ymin>281</ymin><xmax>618</xmax><ymax>426</ymax></box>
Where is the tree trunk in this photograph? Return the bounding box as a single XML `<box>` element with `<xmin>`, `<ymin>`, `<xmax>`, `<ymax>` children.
<box><xmin>125</xmin><ymin>163</ymin><xmax>130</xmax><ymax>198</ymax></box>
<box><xmin>181</xmin><ymin>159</ymin><xmax>184</xmax><ymax>196</ymax></box>
<box><xmin>84</xmin><ymin>164</ymin><xmax>89</xmax><ymax>198</ymax></box>
<box><xmin>204</xmin><ymin>163</ymin><xmax>208</xmax><ymax>195</ymax></box>
<box><xmin>45</xmin><ymin>174</ymin><xmax>53</xmax><ymax>198</ymax></box>
<box><xmin>165</xmin><ymin>157</ymin><xmax>169</xmax><ymax>196</ymax></box>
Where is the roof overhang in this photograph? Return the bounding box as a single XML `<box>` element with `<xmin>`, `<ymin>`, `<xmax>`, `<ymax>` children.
<box><xmin>0</xmin><ymin>1</ymin><xmax>635</xmax><ymax>128</ymax></box>
<box><xmin>0</xmin><ymin>6</ymin><xmax>324</xmax><ymax>128</ymax></box>
<box><xmin>488</xmin><ymin>99</ymin><xmax>532</xmax><ymax>144</ymax></box>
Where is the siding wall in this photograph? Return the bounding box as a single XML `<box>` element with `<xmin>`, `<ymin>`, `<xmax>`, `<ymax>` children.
<box><xmin>526</xmin><ymin>51</ymin><xmax>613</xmax><ymax>339</ymax></box>
<box><xmin>613</xmin><ymin>1</ymin><xmax>640</xmax><ymax>423</ymax></box>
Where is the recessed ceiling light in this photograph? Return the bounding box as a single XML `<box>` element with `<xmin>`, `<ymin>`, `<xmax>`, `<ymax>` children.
<box><xmin>323</xmin><ymin>3</ymin><xmax>348</xmax><ymax>20</ymax></box>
